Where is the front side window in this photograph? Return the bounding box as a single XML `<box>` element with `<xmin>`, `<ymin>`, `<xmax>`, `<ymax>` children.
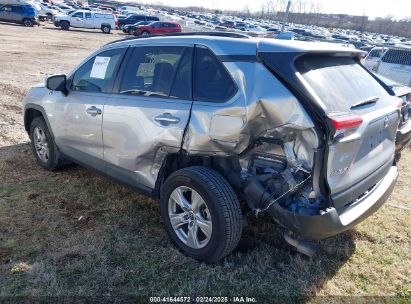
<box><xmin>193</xmin><ymin>46</ymin><xmax>237</xmax><ymax>103</ymax></box>
<box><xmin>71</xmin><ymin>12</ymin><xmax>83</xmax><ymax>18</ymax></box>
<box><xmin>71</xmin><ymin>48</ymin><xmax>125</xmax><ymax>93</ymax></box>
<box><xmin>119</xmin><ymin>46</ymin><xmax>189</xmax><ymax>98</ymax></box>
<box><xmin>85</xmin><ymin>12</ymin><xmax>91</xmax><ymax>18</ymax></box>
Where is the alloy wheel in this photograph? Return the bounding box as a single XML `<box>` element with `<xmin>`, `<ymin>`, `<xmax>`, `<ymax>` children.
<box><xmin>168</xmin><ymin>186</ymin><xmax>212</xmax><ymax>249</ymax></box>
<box><xmin>33</xmin><ymin>126</ymin><xmax>49</xmax><ymax>163</ymax></box>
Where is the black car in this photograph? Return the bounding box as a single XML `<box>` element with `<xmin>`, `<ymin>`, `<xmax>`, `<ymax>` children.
<box><xmin>122</xmin><ymin>20</ymin><xmax>150</xmax><ymax>34</ymax></box>
<box><xmin>117</xmin><ymin>14</ymin><xmax>159</xmax><ymax>30</ymax></box>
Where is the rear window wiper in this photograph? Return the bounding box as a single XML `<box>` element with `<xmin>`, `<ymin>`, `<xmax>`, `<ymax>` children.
<box><xmin>350</xmin><ymin>96</ymin><xmax>379</xmax><ymax>109</ymax></box>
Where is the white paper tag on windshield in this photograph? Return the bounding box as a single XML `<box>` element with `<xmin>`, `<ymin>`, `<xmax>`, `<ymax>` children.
<box><xmin>90</xmin><ymin>56</ymin><xmax>110</xmax><ymax>79</ymax></box>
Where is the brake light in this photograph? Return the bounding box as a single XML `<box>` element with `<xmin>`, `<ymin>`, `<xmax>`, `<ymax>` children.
<box><xmin>115</xmin><ymin>20</ymin><xmax>118</xmax><ymax>27</ymax></box>
<box><xmin>331</xmin><ymin>114</ymin><xmax>363</xmax><ymax>130</ymax></box>
<box><xmin>407</xmin><ymin>93</ymin><xmax>411</xmax><ymax>102</ymax></box>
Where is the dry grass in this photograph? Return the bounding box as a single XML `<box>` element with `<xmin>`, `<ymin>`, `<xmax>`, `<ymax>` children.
<box><xmin>0</xmin><ymin>144</ymin><xmax>410</xmax><ymax>301</ymax></box>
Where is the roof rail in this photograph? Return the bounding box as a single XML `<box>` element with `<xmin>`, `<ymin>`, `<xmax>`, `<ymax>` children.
<box><xmin>105</xmin><ymin>31</ymin><xmax>250</xmax><ymax>46</ymax></box>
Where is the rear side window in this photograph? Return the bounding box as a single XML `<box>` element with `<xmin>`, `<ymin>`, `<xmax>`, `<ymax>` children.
<box><xmin>119</xmin><ymin>46</ymin><xmax>189</xmax><ymax>98</ymax></box>
<box><xmin>193</xmin><ymin>47</ymin><xmax>237</xmax><ymax>103</ymax></box>
<box><xmin>382</xmin><ymin>49</ymin><xmax>411</xmax><ymax>66</ymax></box>
<box><xmin>297</xmin><ymin>56</ymin><xmax>392</xmax><ymax>114</ymax></box>
<box><xmin>71</xmin><ymin>48</ymin><xmax>125</xmax><ymax>93</ymax></box>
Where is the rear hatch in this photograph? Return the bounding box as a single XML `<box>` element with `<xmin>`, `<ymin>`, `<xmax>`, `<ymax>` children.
<box><xmin>259</xmin><ymin>43</ymin><xmax>400</xmax><ymax>209</ymax></box>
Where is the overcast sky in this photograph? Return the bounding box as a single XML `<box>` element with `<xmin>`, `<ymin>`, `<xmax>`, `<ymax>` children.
<box><xmin>140</xmin><ymin>0</ymin><xmax>411</xmax><ymax>19</ymax></box>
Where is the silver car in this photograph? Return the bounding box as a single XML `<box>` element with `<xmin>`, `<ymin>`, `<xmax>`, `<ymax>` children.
<box><xmin>23</xmin><ymin>33</ymin><xmax>401</xmax><ymax>262</ymax></box>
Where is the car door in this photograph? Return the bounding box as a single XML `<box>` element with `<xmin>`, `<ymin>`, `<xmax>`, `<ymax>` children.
<box><xmin>102</xmin><ymin>45</ymin><xmax>193</xmax><ymax>191</ymax></box>
<box><xmin>48</xmin><ymin>47</ymin><xmax>126</xmax><ymax>169</ymax></box>
<box><xmin>84</xmin><ymin>12</ymin><xmax>93</xmax><ymax>28</ymax></box>
<box><xmin>10</xmin><ymin>5</ymin><xmax>23</xmax><ymax>22</ymax></box>
<box><xmin>70</xmin><ymin>11</ymin><xmax>84</xmax><ymax>27</ymax></box>
<box><xmin>0</xmin><ymin>5</ymin><xmax>13</xmax><ymax>22</ymax></box>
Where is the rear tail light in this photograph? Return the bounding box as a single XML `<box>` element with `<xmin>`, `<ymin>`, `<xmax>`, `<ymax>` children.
<box><xmin>115</xmin><ymin>20</ymin><xmax>118</xmax><ymax>27</ymax></box>
<box><xmin>331</xmin><ymin>114</ymin><xmax>363</xmax><ymax>130</ymax></box>
<box><xmin>330</xmin><ymin>114</ymin><xmax>363</xmax><ymax>140</ymax></box>
<box><xmin>407</xmin><ymin>93</ymin><xmax>411</xmax><ymax>102</ymax></box>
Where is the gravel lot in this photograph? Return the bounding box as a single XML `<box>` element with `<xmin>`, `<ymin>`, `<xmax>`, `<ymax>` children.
<box><xmin>0</xmin><ymin>21</ymin><xmax>410</xmax><ymax>300</ymax></box>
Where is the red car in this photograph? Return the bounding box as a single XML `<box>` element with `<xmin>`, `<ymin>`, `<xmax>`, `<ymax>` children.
<box><xmin>134</xmin><ymin>21</ymin><xmax>181</xmax><ymax>36</ymax></box>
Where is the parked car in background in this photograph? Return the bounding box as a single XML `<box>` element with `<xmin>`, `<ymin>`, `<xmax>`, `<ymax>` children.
<box><xmin>0</xmin><ymin>4</ymin><xmax>38</xmax><ymax>26</ymax></box>
<box><xmin>374</xmin><ymin>73</ymin><xmax>411</xmax><ymax>160</ymax></box>
<box><xmin>375</xmin><ymin>47</ymin><xmax>411</xmax><ymax>87</ymax></box>
<box><xmin>134</xmin><ymin>21</ymin><xmax>181</xmax><ymax>36</ymax></box>
<box><xmin>53</xmin><ymin>10</ymin><xmax>117</xmax><ymax>33</ymax></box>
<box><xmin>117</xmin><ymin>14</ymin><xmax>159</xmax><ymax>30</ymax></box>
<box><xmin>363</xmin><ymin>47</ymin><xmax>386</xmax><ymax>71</ymax></box>
<box><xmin>122</xmin><ymin>20</ymin><xmax>150</xmax><ymax>34</ymax></box>
<box><xmin>39</xmin><ymin>3</ymin><xmax>58</xmax><ymax>20</ymax></box>
<box><xmin>23</xmin><ymin>34</ymin><xmax>400</xmax><ymax>262</ymax></box>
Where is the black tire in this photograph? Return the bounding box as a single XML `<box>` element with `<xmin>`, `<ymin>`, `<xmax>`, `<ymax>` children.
<box><xmin>160</xmin><ymin>166</ymin><xmax>242</xmax><ymax>263</ymax></box>
<box><xmin>60</xmin><ymin>21</ymin><xmax>69</xmax><ymax>31</ymax></box>
<box><xmin>141</xmin><ymin>30</ymin><xmax>150</xmax><ymax>36</ymax></box>
<box><xmin>23</xmin><ymin>18</ymin><xmax>33</xmax><ymax>27</ymax></box>
<box><xmin>101</xmin><ymin>24</ymin><xmax>111</xmax><ymax>34</ymax></box>
<box><xmin>29</xmin><ymin>117</ymin><xmax>64</xmax><ymax>171</ymax></box>
<box><xmin>46</xmin><ymin>13</ymin><xmax>53</xmax><ymax>21</ymax></box>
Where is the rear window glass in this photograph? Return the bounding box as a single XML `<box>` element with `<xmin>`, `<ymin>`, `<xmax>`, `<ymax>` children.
<box><xmin>381</xmin><ymin>49</ymin><xmax>411</xmax><ymax>66</ymax></box>
<box><xmin>297</xmin><ymin>56</ymin><xmax>392</xmax><ymax>114</ymax></box>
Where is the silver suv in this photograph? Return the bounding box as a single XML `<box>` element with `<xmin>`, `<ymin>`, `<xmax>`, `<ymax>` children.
<box><xmin>23</xmin><ymin>33</ymin><xmax>401</xmax><ymax>262</ymax></box>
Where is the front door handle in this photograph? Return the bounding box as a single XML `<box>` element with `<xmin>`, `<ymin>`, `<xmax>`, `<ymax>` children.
<box><xmin>154</xmin><ymin>113</ymin><xmax>180</xmax><ymax>125</ymax></box>
<box><xmin>86</xmin><ymin>106</ymin><xmax>102</xmax><ymax>117</ymax></box>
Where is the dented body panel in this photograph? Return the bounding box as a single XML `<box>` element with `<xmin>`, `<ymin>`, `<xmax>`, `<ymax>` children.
<box><xmin>183</xmin><ymin>61</ymin><xmax>318</xmax><ymax>161</ymax></box>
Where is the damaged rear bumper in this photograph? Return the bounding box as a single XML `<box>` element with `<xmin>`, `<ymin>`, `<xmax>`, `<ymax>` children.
<box><xmin>267</xmin><ymin>166</ymin><xmax>398</xmax><ymax>240</ymax></box>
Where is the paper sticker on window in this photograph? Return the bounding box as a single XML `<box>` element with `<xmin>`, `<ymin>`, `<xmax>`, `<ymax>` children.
<box><xmin>90</xmin><ymin>56</ymin><xmax>110</xmax><ymax>79</ymax></box>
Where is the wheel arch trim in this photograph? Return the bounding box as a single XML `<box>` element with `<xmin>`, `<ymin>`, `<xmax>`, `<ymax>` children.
<box><xmin>24</xmin><ymin>103</ymin><xmax>55</xmax><ymax>139</ymax></box>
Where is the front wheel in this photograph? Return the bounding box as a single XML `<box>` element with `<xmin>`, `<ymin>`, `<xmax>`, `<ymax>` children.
<box><xmin>141</xmin><ymin>30</ymin><xmax>150</xmax><ymax>36</ymax></box>
<box><xmin>160</xmin><ymin>166</ymin><xmax>242</xmax><ymax>263</ymax></box>
<box><xmin>101</xmin><ymin>24</ymin><xmax>111</xmax><ymax>34</ymax></box>
<box><xmin>29</xmin><ymin>117</ymin><xmax>65</xmax><ymax>170</ymax></box>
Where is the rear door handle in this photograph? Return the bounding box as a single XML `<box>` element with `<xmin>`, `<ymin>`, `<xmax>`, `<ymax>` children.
<box><xmin>86</xmin><ymin>106</ymin><xmax>102</xmax><ymax>116</ymax></box>
<box><xmin>154</xmin><ymin>113</ymin><xmax>180</xmax><ymax>125</ymax></box>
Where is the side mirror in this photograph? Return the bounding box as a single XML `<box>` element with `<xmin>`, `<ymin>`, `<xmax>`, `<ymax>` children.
<box><xmin>46</xmin><ymin>74</ymin><xmax>68</xmax><ymax>95</ymax></box>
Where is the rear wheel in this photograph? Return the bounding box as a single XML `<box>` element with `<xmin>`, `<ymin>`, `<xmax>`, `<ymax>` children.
<box><xmin>29</xmin><ymin>117</ymin><xmax>64</xmax><ymax>170</ymax></box>
<box><xmin>60</xmin><ymin>21</ymin><xmax>69</xmax><ymax>31</ymax></box>
<box><xmin>160</xmin><ymin>166</ymin><xmax>242</xmax><ymax>263</ymax></box>
<box><xmin>101</xmin><ymin>24</ymin><xmax>111</xmax><ymax>34</ymax></box>
<box><xmin>23</xmin><ymin>18</ymin><xmax>33</xmax><ymax>27</ymax></box>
